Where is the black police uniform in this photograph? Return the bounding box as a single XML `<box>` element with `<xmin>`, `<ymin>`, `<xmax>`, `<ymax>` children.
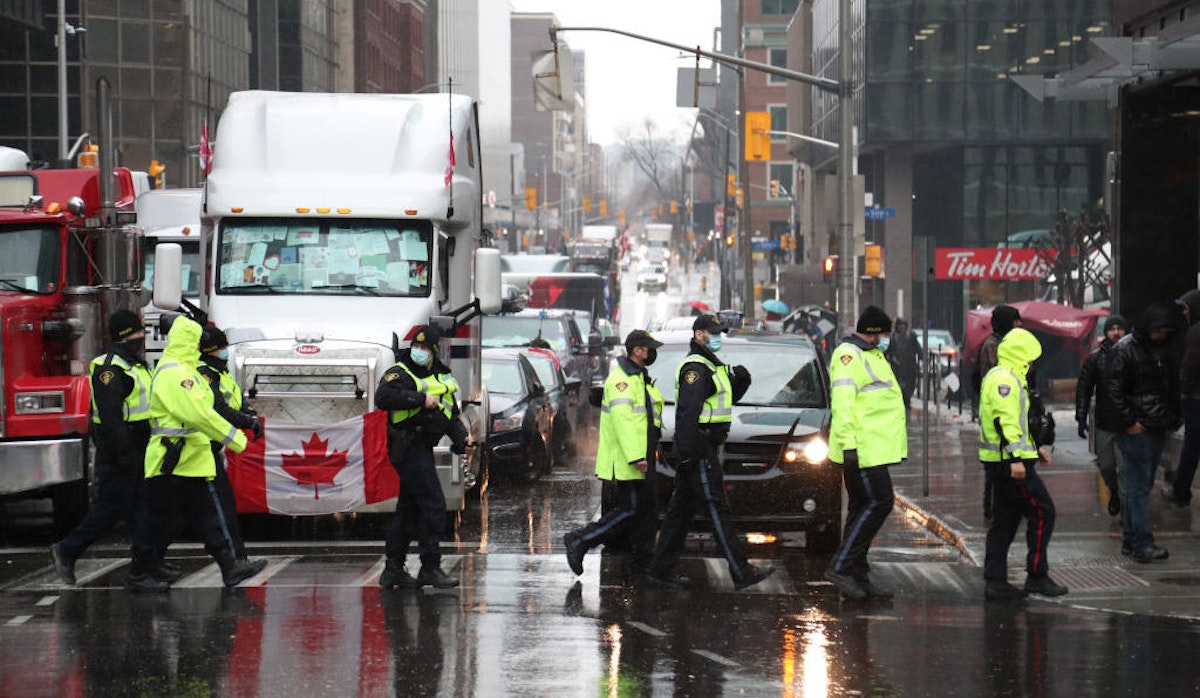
<box><xmin>375</xmin><ymin>337</ymin><xmax>469</xmax><ymax>588</ymax></box>
<box><xmin>648</xmin><ymin>336</ymin><xmax>766</xmax><ymax>588</ymax></box>
<box><xmin>52</xmin><ymin>313</ymin><xmax>150</xmax><ymax>584</ymax></box>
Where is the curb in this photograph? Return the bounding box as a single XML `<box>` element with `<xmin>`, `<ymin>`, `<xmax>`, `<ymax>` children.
<box><xmin>893</xmin><ymin>491</ymin><xmax>980</xmax><ymax>567</ymax></box>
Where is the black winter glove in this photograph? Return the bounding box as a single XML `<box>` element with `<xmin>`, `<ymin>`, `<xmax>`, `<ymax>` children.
<box><xmin>249</xmin><ymin>419</ymin><xmax>264</xmax><ymax>442</ymax></box>
<box><xmin>1077</xmin><ymin>422</ymin><xmax>1087</xmax><ymax>440</ymax></box>
<box><xmin>732</xmin><ymin>364</ymin><xmax>751</xmax><ymax>385</ymax></box>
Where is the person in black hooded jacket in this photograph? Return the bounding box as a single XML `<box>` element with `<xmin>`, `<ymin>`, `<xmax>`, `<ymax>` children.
<box><xmin>1075</xmin><ymin>315</ymin><xmax>1126</xmax><ymax>516</ymax></box>
<box><xmin>1103</xmin><ymin>302</ymin><xmax>1182</xmax><ymax>563</ymax></box>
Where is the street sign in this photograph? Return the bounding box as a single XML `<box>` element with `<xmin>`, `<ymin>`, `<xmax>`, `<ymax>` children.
<box><xmin>864</xmin><ymin>206</ymin><xmax>896</xmax><ymax>221</ymax></box>
<box><xmin>751</xmin><ymin>239</ymin><xmax>780</xmax><ymax>251</ymax></box>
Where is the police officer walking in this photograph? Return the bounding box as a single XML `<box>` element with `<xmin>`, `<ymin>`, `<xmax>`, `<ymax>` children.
<box><xmin>646</xmin><ymin>314</ymin><xmax>773</xmax><ymax>590</ymax></box>
<box><xmin>51</xmin><ymin>310</ymin><xmax>151</xmax><ymax>585</ymax></box>
<box><xmin>825</xmin><ymin>306</ymin><xmax>906</xmax><ymax>600</ymax></box>
<box><xmin>127</xmin><ymin>315</ymin><xmax>258</xmax><ymax>591</ymax></box>
<box><xmin>980</xmin><ymin>327</ymin><xmax>1068</xmax><ymax>600</ymax></box>
<box><xmin>564</xmin><ymin>329</ymin><xmax>665</xmax><ymax>577</ymax></box>
<box><xmin>376</xmin><ymin>326</ymin><xmax>474</xmax><ymax>590</ymax></box>
<box><xmin>196</xmin><ymin>326</ymin><xmax>267</xmax><ymax>575</ymax></box>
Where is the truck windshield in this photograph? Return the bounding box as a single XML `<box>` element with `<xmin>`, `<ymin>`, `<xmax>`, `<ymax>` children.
<box><xmin>0</xmin><ymin>225</ymin><xmax>59</xmax><ymax>294</ymax></box>
<box><xmin>217</xmin><ymin>218</ymin><xmax>433</xmax><ymax>297</ymax></box>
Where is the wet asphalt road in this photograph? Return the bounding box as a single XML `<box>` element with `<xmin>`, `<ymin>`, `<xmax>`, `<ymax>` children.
<box><xmin>3</xmin><ymin>269</ymin><xmax>1200</xmax><ymax>695</ymax></box>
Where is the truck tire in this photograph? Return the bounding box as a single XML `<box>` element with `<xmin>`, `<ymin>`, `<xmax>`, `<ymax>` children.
<box><xmin>51</xmin><ymin>480</ymin><xmax>89</xmax><ymax>538</ymax></box>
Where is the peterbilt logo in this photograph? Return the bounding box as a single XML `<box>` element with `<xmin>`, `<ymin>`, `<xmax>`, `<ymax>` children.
<box><xmin>294</xmin><ymin>344</ymin><xmax>322</xmax><ymax>355</ymax></box>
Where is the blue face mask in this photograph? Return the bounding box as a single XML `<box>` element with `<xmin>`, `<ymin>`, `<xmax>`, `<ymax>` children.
<box><xmin>410</xmin><ymin>347</ymin><xmax>432</xmax><ymax>366</ymax></box>
<box><xmin>217</xmin><ymin>349</ymin><xmax>229</xmax><ymax>361</ymax></box>
<box><xmin>707</xmin><ymin>334</ymin><xmax>723</xmax><ymax>352</ymax></box>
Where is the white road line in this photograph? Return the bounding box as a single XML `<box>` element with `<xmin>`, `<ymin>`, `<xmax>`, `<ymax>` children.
<box><xmin>692</xmin><ymin>649</ymin><xmax>740</xmax><ymax>667</ymax></box>
<box><xmin>34</xmin><ymin>596</ymin><xmax>58</xmax><ymax>607</ymax></box>
<box><xmin>626</xmin><ymin>621</ymin><xmax>667</xmax><ymax>637</ymax></box>
<box><xmin>72</xmin><ymin>558</ymin><xmax>131</xmax><ymax>586</ymax></box>
<box><xmin>5</xmin><ymin>615</ymin><xmax>32</xmax><ymax>626</ymax></box>
<box><xmin>173</xmin><ymin>555</ymin><xmax>301</xmax><ymax>588</ymax></box>
<box><xmin>355</xmin><ymin>557</ymin><xmax>388</xmax><ymax>588</ymax></box>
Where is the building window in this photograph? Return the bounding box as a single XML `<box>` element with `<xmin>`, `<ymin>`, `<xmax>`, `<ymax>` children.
<box><xmin>769</xmin><ymin>105</ymin><xmax>787</xmax><ymax>141</ymax></box>
<box><xmin>768</xmin><ymin>48</ymin><xmax>787</xmax><ymax>84</ymax></box>
<box><xmin>762</xmin><ymin>0</ymin><xmax>800</xmax><ymax>16</ymax></box>
<box><xmin>769</xmin><ymin>162</ymin><xmax>794</xmax><ymax>198</ymax></box>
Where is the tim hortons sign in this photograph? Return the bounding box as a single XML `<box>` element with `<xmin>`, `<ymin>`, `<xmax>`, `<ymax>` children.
<box><xmin>935</xmin><ymin>248</ymin><xmax>1054</xmax><ymax>280</ymax></box>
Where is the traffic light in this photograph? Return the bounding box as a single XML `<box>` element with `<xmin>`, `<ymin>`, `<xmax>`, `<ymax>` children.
<box><xmin>725</xmin><ymin>234</ymin><xmax>735</xmax><ymax>247</ymax></box>
<box><xmin>670</xmin><ymin>200</ymin><xmax>678</xmax><ymax>214</ymax></box>
<box><xmin>736</xmin><ymin>187</ymin><xmax>743</xmax><ymax>208</ymax></box>
<box><xmin>865</xmin><ymin>244</ymin><xmax>882</xmax><ymax>277</ymax></box>
<box><xmin>823</xmin><ymin>255</ymin><xmax>836</xmax><ymax>282</ymax></box>
<box><xmin>770</xmin><ymin>179</ymin><xmax>779</xmax><ymax>198</ymax></box>
<box><xmin>524</xmin><ymin>188</ymin><xmax>537</xmax><ymax>210</ymax></box>
<box><xmin>148</xmin><ymin>159</ymin><xmax>166</xmax><ymax>188</ymax></box>
<box><xmin>780</xmin><ymin>235</ymin><xmax>790</xmax><ymax>250</ymax></box>
<box><xmin>599</xmin><ymin>199</ymin><xmax>608</xmax><ymax>217</ymax></box>
<box><xmin>582</xmin><ymin>197</ymin><xmax>592</xmax><ymax>213</ymax></box>
<box><xmin>726</xmin><ymin>174</ymin><xmax>736</xmax><ymax>197</ymax></box>
<box><xmin>745</xmin><ymin>111</ymin><xmax>771</xmax><ymax>161</ymax></box>
<box><xmin>618</xmin><ymin>208</ymin><xmax>625</xmax><ymax>226</ymax></box>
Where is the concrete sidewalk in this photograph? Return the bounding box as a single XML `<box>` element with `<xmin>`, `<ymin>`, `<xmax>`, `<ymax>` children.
<box><xmin>892</xmin><ymin>400</ymin><xmax>1200</xmax><ymax>618</ymax></box>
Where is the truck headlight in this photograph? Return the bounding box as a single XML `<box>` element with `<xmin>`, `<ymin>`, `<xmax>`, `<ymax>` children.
<box><xmin>492</xmin><ymin>412</ymin><xmax>524</xmax><ymax>432</ymax></box>
<box><xmin>15</xmin><ymin>391</ymin><xmax>66</xmax><ymax>414</ymax></box>
<box><xmin>783</xmin><ymin>437</ymin><xmax>828</xmax><ymax>465</ymax></box>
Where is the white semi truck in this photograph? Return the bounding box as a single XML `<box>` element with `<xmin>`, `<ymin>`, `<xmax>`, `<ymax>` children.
<box><xmin>154</xmin><ymin>91</ymin><xmax>501</xmax><ymax>516</ymax></box>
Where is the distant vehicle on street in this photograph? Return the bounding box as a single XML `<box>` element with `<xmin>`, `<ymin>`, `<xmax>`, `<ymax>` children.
<box><xmin>482</xmin><ymin>348</ymin><xmax>554</xmax><ymax>483</ymax></box>
<box><xmin>501</xmin><ymin>253</ymin><xmax>570</xmax><ymax>274</ymax></box>
<box><xmin>636</xmin><ymin>262</ymin><xmax>668</xmax><ymax>293</ymax></box>
<box><xmin>620</xmin><ymin>330</ymin><xmax>842</xmax><ymax>553</ymax></box>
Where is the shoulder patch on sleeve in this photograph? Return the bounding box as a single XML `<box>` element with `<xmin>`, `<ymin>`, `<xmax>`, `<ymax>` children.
<box><xmin>98</xmin><ymin>370</ymin><xmax>115</xmax><ymax>385</ymax></box>
<box><xmin>202</xmin><ymin>373</ymin><xmax>214</xmax><ymax>384</ymax></box>
<box><xmin>384</xmin><ymin>372</ymin><xmax>399</xmax><ymax>382</ymax></box>
<box><xmin>684</xmin><ymin>370</ymin><xmax>700</xmax><ymax>385</ymax></box>
<box><xmin>180</xmin><ymin>379</ymin><xmax>194</xmax><ymax>390</ymax></box>
<box><xmin>997</xmin><ymin>384</ymin><xmax>1010</xmax><ymax>397</ymax></box>
<box><xmin>839</xmin><ymin>354</ymin><xmax>854</xmax><ymax>365</ymax></box>
<box><xmin>615</xmin><ymin>381</ymin><xmax>628</xmax><ymax>392</ymax></box>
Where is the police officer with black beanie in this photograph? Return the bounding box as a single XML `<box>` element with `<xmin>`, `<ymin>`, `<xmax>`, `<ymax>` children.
<box><xmin>51</xmin><ymin>310</ymin><xmax>153</xmax><ymax>585</ymax></box>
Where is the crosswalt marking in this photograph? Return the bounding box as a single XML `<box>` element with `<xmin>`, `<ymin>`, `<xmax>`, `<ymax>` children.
<box><xmin>692</xmin><ymin>649</ymin><xmax>740</xmax><ymax>667</ymax></box>
<box><xmin>627</xmin><ymin>621</ymin><xmax>667</xmax><ymax>637</ymax></box>
<box><xmin>5</xmin><ymin>615</ymin><xmax>32</xmax><ymax>626</ymax></box>
<box><xmin>34</xmin><ymin>596</ymin><xmax>58</xmax><ymax>607</ymax></box>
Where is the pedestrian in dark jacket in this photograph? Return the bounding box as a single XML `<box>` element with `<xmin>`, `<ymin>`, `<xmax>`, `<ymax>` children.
<box><xmin>1167</xmin><ymin>289</ymin><xmax>1200</xmax><ymax>506</ymax></box>
<box><xmin>1104</xmin><ymin>302</ymin><xmax>1182</xmax><ymax>563</ymax></box>
<box><xmin>1075</xmin><ymin>315</ymin><xmax>1126</xmax><ymax>516</ymax></box>
<box><xmin>885</xmin><ymin>318</ymin><xmax>921</xmax><ymax>410</ymax></box>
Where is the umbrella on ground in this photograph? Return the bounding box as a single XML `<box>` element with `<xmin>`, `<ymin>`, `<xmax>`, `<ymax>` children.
<box><xmin>686</xmin><ymin>300</ymin><xmax>712</xmax><ymax>315</ymax></box>
<box><xmin>762</xmin><ymin>299</ymin><xmax>790</xmax><ymax>315</ymax></box>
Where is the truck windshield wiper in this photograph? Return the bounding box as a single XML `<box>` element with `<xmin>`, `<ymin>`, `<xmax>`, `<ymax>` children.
<box><xmin>231</xmin><ymin>283</ymin><xmax>279</xmax><ymax>293</ymax></box>
<box><xmin>0</xmin><ymin>278</ymin><xmax>31</xmax><ymax>292</ymax></box>
<box><xmin>321</xmin><ymin>283</ymin><xmax>380</xmax><ymax>296</ymax></box>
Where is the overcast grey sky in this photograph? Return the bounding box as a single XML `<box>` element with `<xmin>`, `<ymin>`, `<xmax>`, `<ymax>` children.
<box><xmin>510</xmin><ymin>0</ymin><xmax>722</xmax><ymax>145</ymax></box>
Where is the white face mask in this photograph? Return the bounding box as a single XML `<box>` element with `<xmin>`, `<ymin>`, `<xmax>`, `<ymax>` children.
<box><xmin>217</xmin><ymin>349</ymin><xmax>229</xmax><ymax>361</ymax></box>
<box><xmin>410</xmin><ymin>347</ymin><xmax>432</xmax><ymax>366</ymax></box>
<box><xmin>707</xmin><ymin>334</ymin><xmax>723</xmax><ymax>352</ymax></box>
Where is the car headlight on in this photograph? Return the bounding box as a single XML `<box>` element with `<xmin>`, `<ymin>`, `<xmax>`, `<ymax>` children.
<box><xmin>15</xmin><ymin>391</ymin><xmax>66</xmax><ymax>414</ymax></box>
<box><xmin>783</xmin><ymin>437</ymin><xmax>829</xmax><ymax>465</ymax></box>
<box><xmin>492</xmin><ymin>412</ymin><xmax>524</xmax><ymax>432</ymax></box>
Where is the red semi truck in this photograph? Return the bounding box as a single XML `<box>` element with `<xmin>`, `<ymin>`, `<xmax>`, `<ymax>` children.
<box><xmin>0</xmin><ymin>80</ymin><xmax>144</xmax><ymax>533</ymax></box>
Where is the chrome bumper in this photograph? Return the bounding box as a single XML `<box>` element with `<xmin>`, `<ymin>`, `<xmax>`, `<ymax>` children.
<box><xmin>0</xmin><ymin>438</ymin><xmax>85</xmax><ymax>495</ymax></box>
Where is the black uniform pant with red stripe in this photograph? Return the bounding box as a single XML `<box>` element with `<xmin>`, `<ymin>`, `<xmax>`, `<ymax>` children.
<box><xmin>983</xmin><ymin>460</ymin><xmax>1056</xmax><ymax>582</ymax></box>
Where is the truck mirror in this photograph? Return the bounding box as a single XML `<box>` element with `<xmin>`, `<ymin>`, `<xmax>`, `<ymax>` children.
<box><xmin>475</xmin><ymin>247</ymin><xmax>502</xmax><ymax>314</ymax></box>
<box><xmin>152</xmin><ymin>242</ymin><xmax>183</xmax><ymax>310</ymax></box>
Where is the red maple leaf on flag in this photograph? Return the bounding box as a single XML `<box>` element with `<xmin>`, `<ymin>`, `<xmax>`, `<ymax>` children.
<box><xmin>280</xmin><ymin>433</ymin><xmax>348</xmax><ymax>499</ymax></box>
<box><xmin>199</xmin><ymin>121</ymin><xmax>213</xmax><ymax>176</ymax></box>
<box><xmin>444</xmin><ymin>131</ymin><xmax>456</xmax><ymax>186</ymax></box>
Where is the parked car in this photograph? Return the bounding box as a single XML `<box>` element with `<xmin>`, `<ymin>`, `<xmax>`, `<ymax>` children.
<box><xmin>916</xmin><ymin>328</ymin><xmax>960</xmax><ymax>371</ymax></box>
<box><xmin>483</xmin><ymin>309</ymin><xmax>599</xmax><ymax>425</ymax></box>
<box><xmin>609</xmin><ymin>329</ymin><xmax>842</xmax><ymax>553</ymax></box>
<box><xmin>523</xmin><ymin>347</ymin><xmax>582</xmax><ymax>467</ymax></box>
<box><xmin>481</xmin><ymin>348</ymin><xmax>554</xmax><ymax>483</ymax></box>
<box><xmin>636</xmin><ymin>262</ymin><xmax>668</xmax><ymax>293</ymax></box>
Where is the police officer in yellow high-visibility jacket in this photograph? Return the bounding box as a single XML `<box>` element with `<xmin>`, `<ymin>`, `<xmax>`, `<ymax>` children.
<box><xmin>50</xmin><ymin>310</ymin><xmax>151</xmax><ymax>586</ymax></box>
<box><xmin>375</xmin><ymin>325</ymin><xmax>475</xmax><ymax>591</ymax></box>
<box><xmin>564</xmin><ymin>330</ymin><xmax>665</xmax><ymax>577</ymax></box>
<box><xmin>825</xmin><ymin>306</ymin><xmax>907</xmax><ymax>601</ymax></box>
<box><xmin>647</xmin><ymin>314</ymin><xmax>774</xmax><ymax>591</ymax></box>
<box><xmin>127</xmin><ymin>315</ymin><xmax>254</xmax><ymax>592</ymax></box>
<box><xmin>979</xmin><ymin>327</ymin><xmax>1067</xmax><ymax>601</ymax></box>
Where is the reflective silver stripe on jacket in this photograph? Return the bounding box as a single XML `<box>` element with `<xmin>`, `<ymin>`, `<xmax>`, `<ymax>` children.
<box><xmin>152</xmin><ymin>426</ymin><xmax>197</xmax><ymax>437</ymax></box>
<box><xmin>219</xmin><ymin>424</ymin><xmax>240</xmax><ymax>447</ymax></box>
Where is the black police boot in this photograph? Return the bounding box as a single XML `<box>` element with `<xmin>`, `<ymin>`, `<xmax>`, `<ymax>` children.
<box><xmin>50</xmin><ymin>543</ymin><xmax>77</xmax><ymax>585</ymax></box>
<box><xmin>564</xmin><ymin>532</ymin><xmax>586</xmax><ymax>576</ymax></box>
<box><xmin>240</xmin><ymin>557</ymin><xmax>269</xmax><ymax>577</ymax></box>
<box><xmin>151</xmin><ymin>564</ymin><xmax>184</xmax><ymax>584</ymax></box>
<box><xmin>1023</xmin><ymin>575</ymin><xmax>1068</xmax><ymax>597</ymax></box>
<box><xmin>734</xmin><ymin>563</ymin><xmax>775</xmax><ymax>590</ymax></box>
<box><xmin>984</xmin><ymin>580</ymin><xmax>1028</xmax><ymax>601</ymax></box>
<box><xmin>217</xmin><ymin>553</ymin><xmax>259</xmax><ymax>588</ymax></box>
<box><xmin>416</xmin><ymin>565</ymin><xmax>459</xmax><ymax>589</ymax></box>
<box><xmin>824</xmin><ymin>568</ymin><xmax>867</xmax><ymax>600</ymax></box>
<box><xmin>856</xmin><ymin>575</ymin><xmax>895</xmax><ymax>600</ymax></box>
<box><xmin>379</xmin><ymin>557</ymin><xmax>419</xmax><ymax>589</ymax></box>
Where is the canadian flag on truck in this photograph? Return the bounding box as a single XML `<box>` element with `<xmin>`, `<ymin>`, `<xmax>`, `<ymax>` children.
<box><xmin>226</xmin><ymin>411</ymin><xmax>397</xmax><ymax>515</ymax></box>
<box><xmin>198</xmin><ymin>121</ymin><xmax>213</xmax><ymax>176</ymax></box>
